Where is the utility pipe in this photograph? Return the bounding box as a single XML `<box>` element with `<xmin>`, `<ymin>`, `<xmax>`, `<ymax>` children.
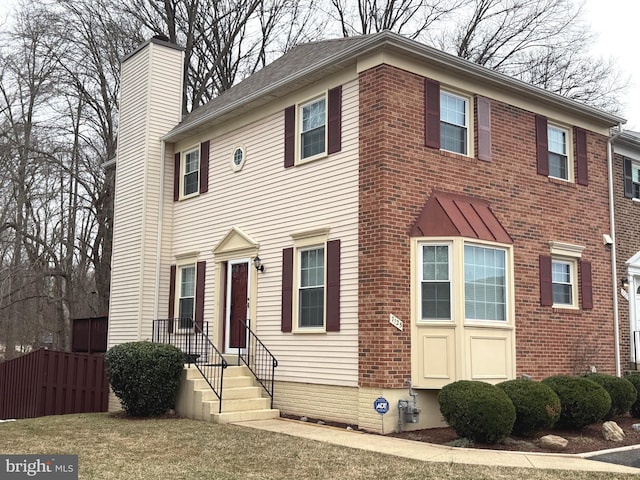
<box><xmin>607</xmin><ymin>124</ymin><xmax>624</xmax><ymax>376</ymax></box>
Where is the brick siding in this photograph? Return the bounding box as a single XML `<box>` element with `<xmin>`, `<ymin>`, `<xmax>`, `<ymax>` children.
<box><xmin>358</xmin><ymin>64</ymin><xmax>615</xmax><ymax>388</ymax></box>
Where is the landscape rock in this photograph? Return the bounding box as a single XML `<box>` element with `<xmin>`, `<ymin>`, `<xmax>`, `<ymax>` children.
<box><xmin>300</xmin><ymin>416</ymin><xmax>308</xmax><ymax>422</ymax></box>
<box><xmin>632</xmin><ymin>424</ymin><xmax>640</xmax><ymax>433</ymax></box>
<box><xmin>539</xmin><ymin>435</ymin><xmax>569</xmax><ymax>451</ymax></box>
<box><xmin>602</xmin><ymin>421</ymin><xmax>625</xmax><ymax>442</ymax></box>
<box><xmin>317</xmin><ymin>420</ymin><xmax>326</xmax><ymax>425</ymax></box>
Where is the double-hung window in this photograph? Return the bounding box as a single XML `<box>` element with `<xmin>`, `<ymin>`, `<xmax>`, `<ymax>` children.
<box><xmin>300</xmin><ymin>97</ymin><xmax>326</xmax><ymax>160</ymax></box>
<box><xmin>183</xmin><ymin>149</ymin><xmax>200</xmax><ymax>197</ymax></box>
<box><xmin>548</xmin><ymin>125</ymin><xmax>569</xmax><ymax>180</ymax></box>
<box><xmin>632</xmin><ymin>163</ymin><xmax>640</xmax><ymax>199</ymax></box>
<box><xmin>178</xmin><ymin>264</ymin><xmax>196</xmax><ymax>329</ymax></box>
<box><xmin>419</xmin><ymin>241</ymin><xmax>510</xmax><ymax>323</ymax></box>
<box><xmin>440</xmin><ymin>91</ymin><xmax>468</xmax><ymax>155</ymax></box>
<box><xmin>464</xmin><ymin>245</ymin><xmax>506</xmax><ymax>321</ymax></box>
<box><xmin>420</xmin><ymin>244</ymin><xmax>451</xmax><ymax>320</ymax></box>
<box><xmin>299</xmin><ymin>247</ymin><xmax>325</xmax><ymax>328</ymax></box>
<box><xmin>551</xmin><ymin>259</ymin><xmax>574</xmax><ymax>306</ymax></box>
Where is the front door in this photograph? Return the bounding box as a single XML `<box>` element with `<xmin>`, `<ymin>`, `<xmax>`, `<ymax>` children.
<box><xmin>225</xmin><ymin>259</ymin><xmax>249</xmax><ymax>353</ymax></box>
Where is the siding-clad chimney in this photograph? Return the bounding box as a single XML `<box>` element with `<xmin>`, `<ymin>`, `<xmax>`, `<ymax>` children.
<box><xmin>108</xmin><ymin>38</ymin><xmax>184</xmax><ymax>348</ymax></box>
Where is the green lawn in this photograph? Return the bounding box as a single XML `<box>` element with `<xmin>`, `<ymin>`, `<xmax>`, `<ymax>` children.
<box><xmin>0</xmin><ymin>413</ymin><xmax>635</xmax><ymax>480</ymax></box>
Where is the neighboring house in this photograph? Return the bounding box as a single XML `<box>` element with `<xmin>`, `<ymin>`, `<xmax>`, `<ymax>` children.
<box><xmin>108</xmin><ymin>31</ymin><xmax>625</xmax><ymax>433</ymax></box>
<box><xmin>613</xmin><ymin>131</ymin><xmax>640</xmax><ymax>371</ymax></box>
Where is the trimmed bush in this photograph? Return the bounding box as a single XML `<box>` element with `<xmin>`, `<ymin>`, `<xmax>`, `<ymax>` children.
<box><xmin>542</xmin><ymin>375</ymin><xmax>611</xmax><ymax>428</ymax></box>
<box><xmin>582</xmin><ymin>373</ymin><xmax>637</xmax><ymax>419</ymax></box>
<box><xmin>496</xmin><ymin>379</ymin><xmax>561</xmax><ymax>436</ymax></box>
<box><xmin>105</xmin><ymin>341</ymin><xmax>185</xmax><ymax>417</ymax></box>
<box><xmin>438</xmin><ymin>380</ymin><xmax>516</xmax><ymax>443</ymax></box>
<box><xmin>625</xmin><ymin>373</ymin><xmax>640</xmax><ymax>418</ymax></box>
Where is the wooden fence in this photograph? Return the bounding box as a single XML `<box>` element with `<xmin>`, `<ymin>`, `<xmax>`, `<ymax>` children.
<box><xmin>72</xmin><ymin>316</ymin><xmax>108</xmax><ymax>353</ymax></box>
<box><xmin>0</xmin><ymin>348</ymin><xmax>109</xmax><ymax>419</ymax></box>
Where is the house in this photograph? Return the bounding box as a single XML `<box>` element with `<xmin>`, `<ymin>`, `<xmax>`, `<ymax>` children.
<box><xmin>613</xmin><ymin>131</ymin><xmax>640</xmax><ymax>371</ymax></box>
<box><xmin>107</xmin><ymin>31</ymin><xmax>625</xmax><ymax>433</ymax></box>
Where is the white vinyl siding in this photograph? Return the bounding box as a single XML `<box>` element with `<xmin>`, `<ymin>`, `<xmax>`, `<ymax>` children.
<box><xmin>108</xmin><ymin>42</ymin><xmax>184</xmax><ymax>347</ymax></box>
<box><xmin>169</xmin><ymin>77</ymin><xmax>360</xmax><ymax>386</ymax></box>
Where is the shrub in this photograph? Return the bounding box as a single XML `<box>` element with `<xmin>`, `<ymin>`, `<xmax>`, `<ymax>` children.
<box><xmin>496</xmin><ymin>379</ymin><xmax>561</xmax><ymax>436</ymax></box>
<box><xmin>625</xmin><ymin>373</ymin><xmax>640</xmax><ymax>418</ymax></box>
<box><xmin>582</xmin><ymin>373</ymin><xmax>637</xmax><ymax>418</ymax></box>
<box><xmin>541</xmin><ymin>375</ymin><xmax>611</xmax><ymax>428</ymax></box>
<box><xmin>105</xmin><ymin>341</ymin><xmax>185</xmax><ymax>417</ymax></box>
<box><xmin>438</xmin><ymin>380</ymin><xmax>515</xmax><ymax>443</ymax></box>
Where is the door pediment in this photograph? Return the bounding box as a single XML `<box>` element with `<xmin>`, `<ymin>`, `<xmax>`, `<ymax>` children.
<box><xmin>213</xmin><ymin>227</ymin><xmax>259</xmax><ymax>261</ymax></box>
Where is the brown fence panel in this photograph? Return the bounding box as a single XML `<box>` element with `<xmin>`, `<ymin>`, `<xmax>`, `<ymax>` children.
<box><xmin>0</xmin><ymin>349</ymin><xmax>109</xmax><ymax>419</ymax></box>
<box><xmin>72</xmin><ymin>316</ymin><xmax>108</xmax><ymax>354</ymax></box>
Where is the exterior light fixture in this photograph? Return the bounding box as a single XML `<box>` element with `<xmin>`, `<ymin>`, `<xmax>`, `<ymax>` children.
<box><xmin>622</xmin><ymin>277</ymin><xmax>629</xmax><ymax>290</ymax></box>
<box><xmin>253</xmin><ymin>256</ymin><xmax>264</xmax><ymax>273</ymax></box>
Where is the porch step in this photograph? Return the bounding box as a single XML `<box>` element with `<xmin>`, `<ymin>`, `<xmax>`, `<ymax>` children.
<box><xmin>176</xmin><ymin>365</ymin><xmax>279</xmax><ymax>424</ymax></box>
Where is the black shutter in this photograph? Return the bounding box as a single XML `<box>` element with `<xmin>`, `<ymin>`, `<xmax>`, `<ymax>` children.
<box><xmin>284</xmin><ymin>106</ymin><xmax>295</xmax><ymax>168</ymax></box>
<box><xmin>326</xmin><ymin>239</ymin><xmax>341</xmax><ymax>332</ymax></box>
<box><xmin>195</xmin><ymin>261</ymin><xmax>206</xmax><ymax>329</ymax></box>
<box><xmin>168</xmin><ymin>265</ymin><xmax>176</xmax><ymax>332</ymax></box>
<box><xmin>535</xmin><ymin>115</ymin><xmax>549</xmax><ymax>176</ymax></box>
<box><xmin>281</xmin><ymin>248</ymin><xmax>294</xmax><ymax>332</ymax></box>
<box><xmin>327</xmin><ymin>86</ymin><xmax>342</xmax><ymax>154</ymax></box>
<box><xmin>199</xmin><ymin>141</ymin><xmax>210</xmax><ymax>194</ymax></box>
<box><xmin>424</xmin><ymin>78</ymin><xmax>440</xmax><ymax>149</ymax></box>
<box><xmin>624</xmin><ymin>158</ymin><xmax>634</xmax><ymax>198</ymax></box>
<box><xmin>173</xmin><ymin>153</ymin><xmax>180</xmax><ymax>201</ymax></box>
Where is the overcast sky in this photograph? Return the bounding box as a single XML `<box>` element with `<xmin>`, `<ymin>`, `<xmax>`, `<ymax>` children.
<box><xmin>0</xmin><ymin>0</ymin><xmax>637</xmax><ymax>129</ymax></box>
<box><xmin>583</xmin><ymin>0</ymin><xmax>638</xmax><ymax>130</ymax></box>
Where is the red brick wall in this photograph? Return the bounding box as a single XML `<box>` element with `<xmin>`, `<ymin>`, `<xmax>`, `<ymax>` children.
<box><xmin>358</xmin><ymin>64</ymin><xmax>616</xmax><ymax>388</ymax></box>
<box><xmin>613</xmin><ymin>151</ymin><xmax>640</xmax><ymax>369</ymax></box>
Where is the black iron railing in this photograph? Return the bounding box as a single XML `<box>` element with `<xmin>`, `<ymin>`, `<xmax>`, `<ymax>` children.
<box><xmin>152</xmin><ymin>319</ymin><xmax>227</xmax><ymax>413</ymax></box>
<box><xmin>237</xmin><ymin>319</ymin><xmax>278</xmax><ymax>408</ymax></box>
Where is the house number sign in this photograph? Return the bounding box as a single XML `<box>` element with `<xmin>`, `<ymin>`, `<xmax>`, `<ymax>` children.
<box><xmin>389</xmin><ymin>314</ymin><xmax>403</xmax><ymax>331</ymax></box>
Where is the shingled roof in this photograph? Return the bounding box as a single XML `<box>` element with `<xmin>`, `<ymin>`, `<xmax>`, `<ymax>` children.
<box><xmin>163</xmin><ymin>30</ymin><xmax>625</xmax><ymax>142</ymax></box>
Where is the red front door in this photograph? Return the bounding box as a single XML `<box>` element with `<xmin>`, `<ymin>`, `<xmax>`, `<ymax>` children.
<box><xmin>227</xmin><ymin>261</ymin><xmax>248</xmax><ymax>351</ymax></box>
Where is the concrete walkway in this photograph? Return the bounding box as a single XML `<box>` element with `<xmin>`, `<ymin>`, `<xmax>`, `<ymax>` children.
<box><xmin>233</xmin><ymin>418</ymin><xmax>640</xmax><ymax>474</ymax></box>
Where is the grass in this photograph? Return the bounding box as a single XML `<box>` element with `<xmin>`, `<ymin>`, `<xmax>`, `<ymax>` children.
<box><xmin>0</xmin><ymin>413</ymin><xmax>636</xmax><ymax>480</ymax></box>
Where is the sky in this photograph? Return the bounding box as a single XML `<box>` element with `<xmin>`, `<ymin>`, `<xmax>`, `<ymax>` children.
<box><xmin>582</xmin><ymin>0</ymin><xmax>639</xmax><ymax>130</ymax></box>
<box><xmin>0</xmin><ymin>0</ymin><xmax>637</xmax><ymax>129</ymax></box>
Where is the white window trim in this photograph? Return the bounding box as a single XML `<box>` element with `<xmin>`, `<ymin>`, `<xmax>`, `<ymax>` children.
<box><xmin>181</xmin><ymin>146</ymin><xmax>200</xmax><ymax>199</ymax></box>
<box><xmin>230</xmin><ymin>145</ymin><xmax>246</xmax><ymax>172</ymax></box>
<box><xmin>440</xmin><ymin>89</ymin><xmax>471</xmax><ymax>157</ymax></box>
<box><xmin>418</xmin><ymin>242</ymin><xmax>453</xmax><ymax>322</ymax></box>
<box><xmin>547</xmin><ymin>123</ymin><xmax>573</xmax><ymax>182</ymax></box>
<box><xmin>296</xmin><ymin>93</ymin><xmax>328</xmax><ymax>165</ymax></box>
<box><xmin>174</xmin><ymin>256</ymin><xmax>199</xmax><ymax>331</ymax></box>
<box><xmin>548</xmin><ymin>241</ymin><xmax>582</xmax><ymax>310</ymax></box>
<box><xmin>416</xmin><ymin>238</ymin><xmax>513</xmax><ymax>327</ymax></box>
<box><xmin>290</xmin><ymin>228</ymin><xmax>330</xmax><ymax>333</ymax></box>
<box><xmin>631</xmin><ymin>160</ymin><xmax>640</xmax><ymax>200</ymax></box>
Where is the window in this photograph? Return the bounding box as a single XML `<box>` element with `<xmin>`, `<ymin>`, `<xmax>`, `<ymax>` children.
<box><xmin>420</xmin><ymin>244</ymin><xmax>451</xmax><ymax>320</ymax></box>
<box><xmin>440</xmin><ymin>91</ymin><xmax>468</xmax><ymax>155</ymax></box>
<box><xmin>183</xmin><ymin>149</ymin><xmax>200</xmax><ymax>197</ymax></box>
<box><xmin>624</xmin><ymin>158</ymin><xmax>640</xmax><ymax>199</ymax></box>
<box><xmin>231</xmin><ymin>146</ymin><xmax>246</xmax><ymax>172</ymax></box>
<box><xmin>548</xmin><ymin>125</ymin><xmax>568</xmax><ymax>180</ymax></box>
<box><xmin>298</xmin><ymin>247</ymin><xmax>325</xmax><ymax>328</ymax></box>
<box><xmin>300</xmin><ymin>97</ymin><xmax>326</xmax><ymax>160</ymax></box>
<box><xmin>419</xmin><ymin>241</ymin><xmax>510</xmax><ymax>323</ymax></box>
<box><xmin>464</xmin><ymin>245</ymin><xmax>506</xmax><ymax>321</ymax></box>
<box><xmin>178</xmin><ymin>264</ymin><xmax>196</xmax><ymax>328</ymax></box>
<box><xmin>552</xmin><ymin>259</ymin><xmax>574</xmax><ymax>306</ymax></box>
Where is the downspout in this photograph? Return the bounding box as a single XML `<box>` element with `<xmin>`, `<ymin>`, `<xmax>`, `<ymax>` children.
<box><xmin>153</xmin><ymin>140</ymin><xmax>166</xmax><ymax>322</ymax></box>
<box><xmin>608</xmin><ymin>124</ymin><xmax>624</xmax><ymax>376</ymax></box>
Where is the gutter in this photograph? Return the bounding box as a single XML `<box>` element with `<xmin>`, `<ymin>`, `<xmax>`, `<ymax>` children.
<box><xmin>608</xmin><ymin>123</ymin><xmax>624</xmax><ymax>376</ymax></box>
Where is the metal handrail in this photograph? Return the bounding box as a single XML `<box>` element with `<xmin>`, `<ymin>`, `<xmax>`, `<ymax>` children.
<box><xmin>237</xmin><ymin>319</ymin><xmax>278</xmax><ymax>408</ymax></box>
<box><xmin>152</xmin><ymin>319</ymin><xmax>228</xmax><ymax>413</ymax></box>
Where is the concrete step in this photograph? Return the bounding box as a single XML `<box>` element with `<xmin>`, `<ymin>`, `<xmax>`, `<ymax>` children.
<box><xmin>212</xmin><ymin>408</ymin><xmax>280</xmax><ymax>424</ymax></box>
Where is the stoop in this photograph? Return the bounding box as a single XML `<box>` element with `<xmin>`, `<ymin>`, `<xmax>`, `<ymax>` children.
<box><xmin>175</xmin><ymin>365</ymin><xmax>279</xmax><ymax>423</ymax></box>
